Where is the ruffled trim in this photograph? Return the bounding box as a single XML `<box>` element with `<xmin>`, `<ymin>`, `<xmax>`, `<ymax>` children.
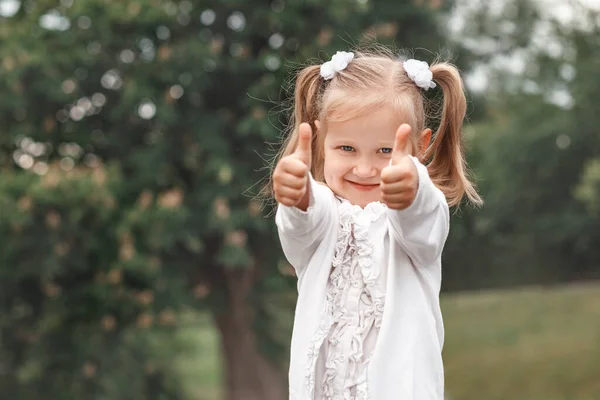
<box><xmin>305</xmin><ymin>200</ymin><xmax>386</xmax><ymax>399</ymax></box>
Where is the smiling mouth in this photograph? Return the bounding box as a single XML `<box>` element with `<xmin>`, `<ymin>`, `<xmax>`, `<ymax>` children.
<box><xmin>347</xmin><ymin>181</ymin><xmax>379</xmax><ymax>191</ymax></box>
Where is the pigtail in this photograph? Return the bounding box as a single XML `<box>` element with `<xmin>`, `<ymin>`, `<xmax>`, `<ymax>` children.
<box><xmin>266</xmin><ymin>64</ymin><xmax>324</xmax><ymax>204</ymax></box>
<box><xmin>279</xmin><ymin>65</ymin><xmax>324</xmax><ymax>177</ymax></box>
<box><xmin>425</xmin><ymin>63</ymin><xmax>482</xmax><ymax>207</ymax></box>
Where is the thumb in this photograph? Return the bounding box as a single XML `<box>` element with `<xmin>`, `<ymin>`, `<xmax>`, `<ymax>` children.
<box><xmin>391</xmin><ymin>123</ymin><xmax>411</xmax><ymax>165</ymax></box>
<box><xmin>294</xmin><ymin>123</ymin><xmax>313</xmax><ymax>167</ymax></box>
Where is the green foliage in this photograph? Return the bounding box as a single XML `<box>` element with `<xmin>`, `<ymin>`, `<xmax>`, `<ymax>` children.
<box><xmin>575</xmin><ymin>158</ymin><xmax>600</xmax><ymax>216</ymax></box>
<box><xmin>0</xmin><ymin>165</ymin><xmax>189</xmax><ymax>399</ymax></box>
<box><xmin>443</xmin><ymin>1</ymin><xmax>600</xmax><ymax>290</ymax></box>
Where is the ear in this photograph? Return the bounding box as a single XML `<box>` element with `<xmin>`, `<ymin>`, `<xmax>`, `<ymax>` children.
<box><xmin>420</xmin><ymin>128</ymin><xmax>432</xmax><ymax>153</ymax></box>
<box><xmin>314</xmin><ymin>120</ymin><xmax>321</xmax><ymax>132</ymax></box>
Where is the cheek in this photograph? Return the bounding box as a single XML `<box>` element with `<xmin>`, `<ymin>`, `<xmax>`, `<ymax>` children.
<box><xmin>323</xmin><ymin>152</ymin><xmax>348</xmax><ymax>181</ymax></box>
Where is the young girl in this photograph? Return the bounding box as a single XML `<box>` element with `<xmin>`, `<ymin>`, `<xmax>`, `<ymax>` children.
<box><xmin>272</xmin><ymin>48</ymin><xmax>481</xmax><ymax>400</ymax></box>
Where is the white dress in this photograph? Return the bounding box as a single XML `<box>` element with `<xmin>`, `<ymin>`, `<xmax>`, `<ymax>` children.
<box><xmin>276</xmin><ymin>156</ymin><xmax>450</xmax><ymax>400</ymax></box>
<box><xmin>313</xmin><ymin>200</ymin><xmax>387</xmax><ymax>400</ymax></box>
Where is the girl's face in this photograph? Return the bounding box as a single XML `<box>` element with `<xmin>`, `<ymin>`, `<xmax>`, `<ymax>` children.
<box><xmin>321</xmin><ymin>106</ymin><xmax>411</xmax><ymax>208</ymax></box>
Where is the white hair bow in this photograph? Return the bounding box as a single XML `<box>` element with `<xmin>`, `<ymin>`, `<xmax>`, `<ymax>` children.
<box><xmin>403</xmin><ymin>59</ymin><xmax>436</xmax><ymax>90</ymax></box>
<box><xmin>320</xmin><ymin>51</ymin><xmax>354</xmax><ymax>80</ymax></box>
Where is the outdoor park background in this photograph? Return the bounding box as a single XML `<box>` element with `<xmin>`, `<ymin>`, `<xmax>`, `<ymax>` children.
<box><xmin>1</xmin><ymin>0</ymin><xmax>600</xmax><ymax>399</ymax></box>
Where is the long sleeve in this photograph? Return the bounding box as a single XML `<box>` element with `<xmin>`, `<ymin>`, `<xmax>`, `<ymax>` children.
<box><xmin>275</xmin><ymin>173</ymin><xmax>336</xmax><ymax>277</ymax></box>
<box><xmin>386</xmin><ymin>156</ymin><xmax>450</xmax><ymax>267</ymax></box>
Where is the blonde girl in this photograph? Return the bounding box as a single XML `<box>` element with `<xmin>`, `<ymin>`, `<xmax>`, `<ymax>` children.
<box><xmin>272</xmin><ymin>47</ymin><xmax>481</xmax><ymax>400</ymax></box>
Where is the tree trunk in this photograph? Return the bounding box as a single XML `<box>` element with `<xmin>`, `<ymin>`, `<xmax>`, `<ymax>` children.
<box><xmin>214</xmin><ymin>269</ymin><xmax>287</xmax><ymax>400</ymax></box>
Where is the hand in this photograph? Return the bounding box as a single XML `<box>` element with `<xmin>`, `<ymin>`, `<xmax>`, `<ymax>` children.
<box><xmin>380</xmin><ymin>124</ymin><xmax>418</xmax><ymax>210</ymax></box>
<box><xmin>273</xmin><ymin>123</ymin><xmax>312</xmax><ymax>209</ymax></box>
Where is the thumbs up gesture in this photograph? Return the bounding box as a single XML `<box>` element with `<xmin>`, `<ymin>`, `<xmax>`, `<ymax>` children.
<box><xmin>273</xmin><ymin>123</ymin><xmax>312</xmax><ymax>210</ymax></box>
<box><xmin>380</xmin><ymin>124</ymin><xmax>419</xmax><ymax>210</ymax></box>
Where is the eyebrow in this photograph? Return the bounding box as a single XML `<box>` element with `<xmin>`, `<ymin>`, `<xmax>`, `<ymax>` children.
<box><xmin>325</xmin><ymin>132</ymin><xmax>394</xmax><ymax>147</ymax></box>
<box><xmin>327</xmin><ymin>140</ymin><xmax>394</xmax><ymax>149</ymax></box>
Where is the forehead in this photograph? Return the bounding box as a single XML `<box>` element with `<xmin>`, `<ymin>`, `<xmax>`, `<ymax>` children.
<box><xmin>325</xmin><ymin>106</ymin><xmax>401</xmax><ymax>141</ymax></box>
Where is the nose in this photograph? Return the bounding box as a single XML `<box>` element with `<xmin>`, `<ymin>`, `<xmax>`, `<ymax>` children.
<box><xmin>353</xmin><ymin>160</ymin><xmax>377</xmax><ymax>178</ymax></box>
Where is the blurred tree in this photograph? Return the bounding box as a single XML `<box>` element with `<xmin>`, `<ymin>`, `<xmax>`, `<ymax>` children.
<box><xmin>0</xmin><ymin>0</ymin><xmax>459</xmax><ymax>398</ymax></box>
<box><xmin>442</xmin><ymin>0</ymin><xmax>600</xmax><ymax>290</ymax></box>
<box><xmin>0</xmin><ymin>164</ymin><xmax>190</xmax><ymax>399</ymax></box>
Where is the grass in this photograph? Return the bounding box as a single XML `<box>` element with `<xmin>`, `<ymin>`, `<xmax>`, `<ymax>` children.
<box><xmin>442</xmin><ymin>283</ymin><xmax>600</xmax><ymax>400</ymax></box>
<box><xmin>182</xmin><ymin>283</ymin><xmax>600</xmax><ymax>400</ymax></box>
<box><xmin>174</xmin><ymin>313</ymin><xmax>222</xmax><ymax>400</ymax></box>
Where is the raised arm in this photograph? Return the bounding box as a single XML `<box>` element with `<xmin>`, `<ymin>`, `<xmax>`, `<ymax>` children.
<box><xmin>381</xmin><ymin>124</ymin><xmax>450</xmax><ymax>266</ymax></box>
<box><xmin>274</xmin><ymin>123</ymin><xmax>336</xmax><ymax>276</ymax></box>
<box><xmin>386</xmin><ymin>158</ymin><xmax>449</xmax><ymax>267</ymax></box>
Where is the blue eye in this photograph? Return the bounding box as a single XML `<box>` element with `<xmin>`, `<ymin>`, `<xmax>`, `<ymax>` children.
<box><xmin>340</xmin><ymin>145</ymin><xmax>354</xmax><ymax>152</ymax></box>
<box><xmin>379</xmin><ymin>148</ymin><xmax>392</xmax><ymax>154</ymax></box>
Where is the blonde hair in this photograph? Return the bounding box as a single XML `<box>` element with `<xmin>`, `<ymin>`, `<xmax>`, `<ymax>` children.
<box><xmin>273</xmin><ymin>47</ymin><xmax>482</xmax><ymax>207</ymax></box>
